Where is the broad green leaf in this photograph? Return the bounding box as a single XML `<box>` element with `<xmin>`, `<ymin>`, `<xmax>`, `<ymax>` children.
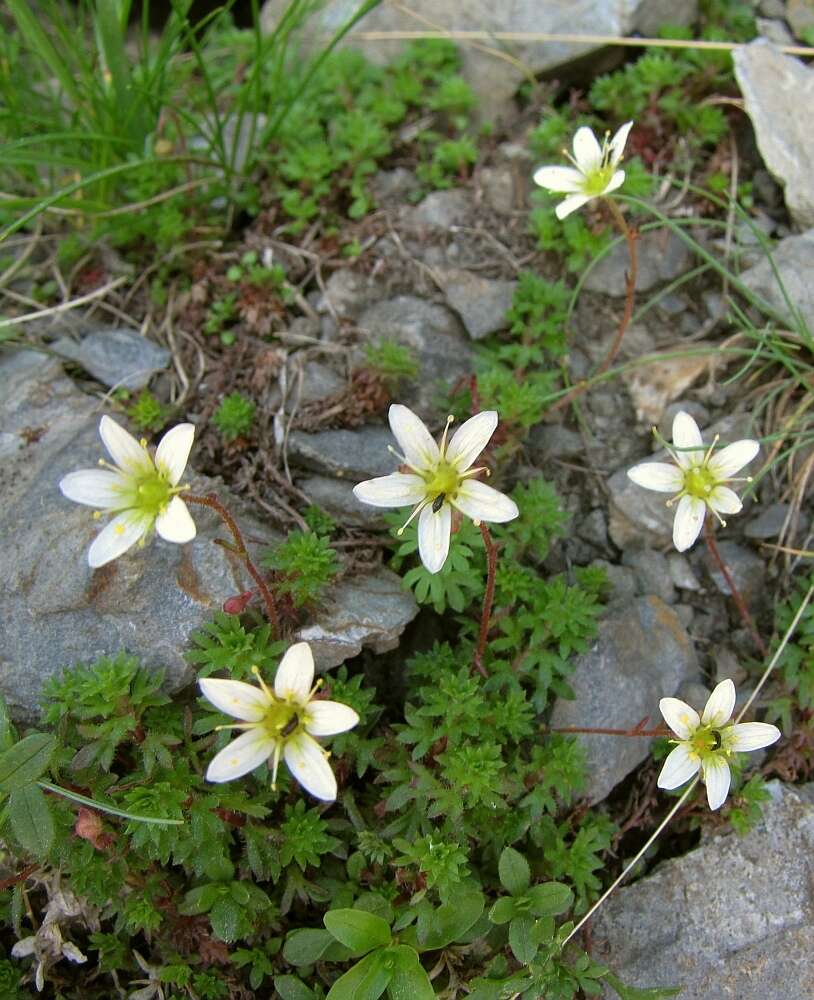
<box><xmin>526</xmin><ymin>881</ymin><xmax>574</xmax><ymax>917</ymax></box>
<box><xmin>210</xmin><ymin>896</ymin><xmax>242</xmax><ymax>943</ymax></box>
<box><xmin>274</xmin><ymin>975</ymin><xmax>317</xmax><ymax>1000</ymax></box>
<box><xmin>8</xmin><ymin>784</ymin><xmax>54</xmax><ymax>858</ymax></box>
<box><xmin>488</xmin><ymin>897</ymin><xmax>518</xmax><ymax>925</ymax></box>
<box><xmin>386</xmin><ymin>945</ymin><xmax>435</xmax><ymax>1000</ymax></box>
<box><xmin>326</xmin><ymin>949</ymin><xmax>392</xmax><ymax>1000</ymax></box>
<box><xmin>283</xmin><ymin>928</ymin><xmax>353</xmax><ymax>966</ymax></box>
<box><xmin>417</xmin><ymin>888</ymin><xmax>485</xmax><ymax>950</ymax></box>
<box><xmin>0</xmin><ymin>734</ymin><xmax>56</xmax><ymax>793</ymax></box>
<box><xmin>508</xmin><ymin>915</ymin><xmax>539</xmax><ymax>965</ymax></box>
<box><xmin>179</xmin><ymin>884</ymin><xmax>223</xmax><ymax>915</ymax></box>
<box><xmin>498</xmin><ymin>846</ymin><xmax>531</xmax><ymax>895</ymax></box>
<box><xmin>603</xmin><ymin>972</ymin><xmax>682</xmax><ymax>999</ymax></box>
<box><xmin>324</xmin><ymin>908</ymin><xmax>392</xmax><ymax>953</ymax></box>
<box><xmin>0</xmin><ymin>692</ymin><xmax>15</xmax><ymax>751</ymax></box>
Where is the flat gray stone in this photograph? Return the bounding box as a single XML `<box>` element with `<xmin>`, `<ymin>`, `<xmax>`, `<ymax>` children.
<box><xmin>621</xmin><ymin>549</ymin><xmax>676</xmax><ymax>604</ymax></box>
<box><xmin>740</xmin><ymin>228</ymin><xmax>814</xmax><ymax>325</ymax></box>
<box><xmin>594</xmin><ymin>782</ymin><xmax>814</xmax><ymax>1000</ymax></box>
<box><xmin>52</xmin><ymin>327</ymin><xmax>170</xmax><ymax>390</ymax></box>
<box><xmin>787</xmin><ymin>0</ymin><xmax>814</xmax><ymax>38</ymax></box>
<box><xmin>583</xmin><ymin>228</ymin><xmax>694</xmax><ymax>296</ymax></box>
<box><xmin>745</xmin><ymin>501</ymin><xmax>790</xmax><ymax>539</ymax></box>
<box><xmin>528</xmin><ymin>424</ymin><xmax>584</xmax><ymax>462</ymax></box>
<box><xmin>285</xmin><ymin>360</ymin><xmax>346</xmax><ymax>412</ymax></box>
<box><xmin>288</xmin><ymin>426</ymin><xmax>395</xmax><ymax>480</ymax></box>
<box><xmin>404</xmin><ymin>189</ymin><xmax>472</xmax><ymax>229</ymax></box>
<box><xmin>703</xmin><ymin>540</ymin><xmax>766</xmax><ymax>609</ymax></box>
<box><xmin>315</xmin><ymin>269</ymin><xmax>387</xmax><ymax>321</ymax></box>
<box><xmin>296</xmin><ymin>568</ymin><xmax>418</xmax><ymax>668</ymax></box>
<box><xmin>734</xmin><ymin>40</ymin><xmax>814</xmax><ymax>228</ymax></box>
<box><xmin>549</xmin><ymin>596</ymin><xmax>698</xmax><ymax>804</ymax></box>
<box><xmin>300</xmin><ymin>475</ymin><xmax>386</xmax><ymax>528</ymax></box>
<box><xmin>438</xmin><ymin>268</ymin><xmax>516</xmax><ymax>340</ymax></box>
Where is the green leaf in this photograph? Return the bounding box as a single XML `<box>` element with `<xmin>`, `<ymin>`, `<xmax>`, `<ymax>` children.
<box><xmin>498</xmin><ymin>846</ymin><xmax>531</xmax><ymax>896</ymax></box>
<box><xmin>179</xmin><ymin>885</ymin><xmax>222</xmax><ymax>915</ymax></box>
<box><xmin>508</xmin><ymin>915</ymin><xmax>539</xmax><ymax>965</ymax></box>
<box><xmin>210</xmin><ymin>896</ymin><xmax>243</xmax><ymax>943</ymax></box>
<box><xmin>488</xmin><ymin>897</ymin><xmax>518</xmax><ymax>925</ymax></box>
<box><xmin>274</xmin><ymin>975</ymin><xmax>318</xmax><ymax>1000</ymax></box>
<box><xmin>324</xmin><ymin>908</ymin><xmax>392</xmax><ymax>953</ymax></box>
<box><xmin>417</xmin><ymin>888</ymin><xmax>484</xmax><ymax>950</ymax></box>
<box><xmin>0</xmin><ymin>734</ymin><xmax>56</xmax><ymax>792</ymax></box>
<box><xmin>0</xmin><ymin>692</ymin><xmax>15</xmax><ymax>751</ymax></box>
<box><xmin>526</xmin><ymin>881</ymin><xmax>574</xmax><ymax>917</ymax></box>
<box><xmin>386</xmin><ymin>945</ymin><xmax>435</xmax><ymax>1000</ymax></box>
<box><xmin>326</xmin><ymin>949</ymin><xmax>393</xmax><ymax>1000</ymax></box>
<box><xmin>283</xmin><ymin>928</ymin><xmax>353</xmax><ymax>966</ymax></box>
<box><xmin>603</xmin><ymin>972</ymin><xmax>682</xmax><ymax>999</ymax></box>
<box><xmin>8</xmin><ymin>784</ymin><xmax>54</xmax><ymax>857</ymax></box>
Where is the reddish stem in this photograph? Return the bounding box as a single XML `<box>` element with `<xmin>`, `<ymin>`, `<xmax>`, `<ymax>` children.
<box><xmin>703</xmin><ymin>520</ymin><xmax>767</xmax><ymax>658</ymax></box>
<box><xmin>549</xmin><ymin>199</ymin><xmax>638</xmax><ymax>414</ymax></box>
<box><xmin>185</xmin><ymin>492</ymin><xmax>280</xmax><ymax>636</ymax></box>
<box><xmin>552</xmin><ymin>724</ymin><xmax>669</xmax><ymax>737</ymax></box>
<box><xmin>473</xmin><ymin>523</ymin><xmax>497</xmax><ymax>678</ymax></box>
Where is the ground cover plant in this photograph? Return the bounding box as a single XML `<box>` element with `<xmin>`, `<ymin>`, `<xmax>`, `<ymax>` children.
<box><xmin>2</xmin><ymin>0</ymin><xmax>814</xmax><ymax>997</ymax></box>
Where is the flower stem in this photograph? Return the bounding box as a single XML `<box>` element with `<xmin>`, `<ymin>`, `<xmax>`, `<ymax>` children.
<box><xmin>549</xmin><ymin>198</ymin><xmax>638</xmax><ymax>414</ymax></box>
<box><xmin>551</xmin><ymin>722</ymin><xmax>669</xmax><ymax>737</ymax></box>
<box><xmin>561</xmin><ymin>778</ymin><xmax>697</xmax><ymax>949</ymax></box>
<box><xmin>703</xmin><ymin>520</ymin><xmax>766</xmax><ymax>658</ymax></box>
<box><xmin>473</xmin><ymin>523</ymin><xmax>497</xmax><ymax>678</ymax></box>
<box><xmin>185</xmin><ymin>492</ymin><xmax>280</xmax><ymax>636</ymax></box>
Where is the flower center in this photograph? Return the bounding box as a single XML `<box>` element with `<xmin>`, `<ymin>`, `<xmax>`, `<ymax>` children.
<box><xmin>584</xmin><ymin>164</ymin><xmax>615</xmax><ymax>195</ymax></box>
<box><xmin>424</xmin><ymin>461</ymin><xmax>460</xmax><ymax>506</ymax></box>
<box><xmin>690</xmin><ymin>725</ymin><xmax>727</xmax><ymax>757</ymax></box>
<box><xmin>134</xmin><ymin>473</ymin><xmax>173</xmax><ymax>516</ymax></box>
<box><xmin>261</xmin><ymin>700</ymin><xmax>302</xmax><ymax>740</ymax></box>
<box><xmin>683</xmin><ymin>465</ymin><xmax>717</xmax><ymax>500</ymax></box>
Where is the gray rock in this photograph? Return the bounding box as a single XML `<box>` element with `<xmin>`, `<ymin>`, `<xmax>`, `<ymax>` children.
<box><xmin>622</xmin><ymin>549</ymin><xmax>676</xmax><ymax>604</ymax></box>
<box><xmin>299</xmin><ymin>475</ymin><xmax>386</xmax><ymax>528</ymax></box>
<box><xmin>787</xmin><ymin>0</ymin><xmax>814</xmax><ymax>39</ymax></box>
<box><xmin>734</xmin><ymin>40</ymin><xmax>814</xmax><ymax>228</ymax></box>
<box><xmin>296</xmin><ymin>568</ymin><xmax>418</xmax><ymax>668</ymax></box>
<box><xmin>594</xmin><ymin>782</ymin><xmax>814</xmax><ymax>1000</ymax></box>
<box><xmin>357</xmin><ymin>296</ymin><xmax>473</xmax><ymax>416</ymax></box>
<box><xmin>369</xmin><ymin>167</ymin><xmax>420</xmax><ymax>204</ymax></box>
<box><xmin>578</xmin><ymin>509</ymin><xmax>609</xmax><ymax>550</ymax></box>
<box><xmin>52</xmin><ymin>328</ymin><xmax>170</xmax><ymax>390</ymax></box>
<box><xmin>583</xmin><ymin>228</ymin><xmax>694</xmax><ymax>296</ymax></box>
<box><xmin>658</xmin><ymin>401</ymin><xmax>710</xmax><ymax>442</ymax></box>
<box><xmin>528</xmin><ymin>424</ymin><xmax>584</xmax><ymax>462</ymax></box>
<box><xmin>672</xmin><ymin>602</ymin><xmax>695</xmax><ymax>629</ymax></box>
<box><xmin>703</xmin><ymin>540</ymin><xmax>766</xmax><ymax>608</ymax></box>
<box><xmin>758</xmin><ymin>0</ymin><xmax>786</xmax><ymax>17</ymax></box>
<box><xmin>315</xmin><ymin>269</ymin><xmax>386</xmax><ymax>321</ymax></box>
<box><xmin>285</xmin><ymin>360</ymin><xmax>345</xmax><ymax>412</ymax></box>
<box><xmin>261</xmin><ymin>0</ymin><xmax>696</xmax><ymax>124</ymax></box>
<box><xmin>745</xmin><ymin>501</ymin><xmax>790</xmax><ymax>539</ymax></box>
<box><xmin>740</xmin><ymin>229</ymin><xmax>814</xmax><ymax>325</ymax></box>
<box><xmin>549</xmin><ymin>596</ymin><xmax>697</xmax><ymax>804</ymax></box>
<box><xmin>479</xmin><ymin>165</ymin><xmax>517</xmax><ymax>214</ymax></box>
<box><xmin>405</xmin><ymin>189</ymin><xmax>472</xmax><ymax>229</ymax></box>
<box><xmin>756</xmin><ymin>16</ymin><xmax>795</xmax><ymax>44</ymax></box>
<box><xmin>668</xmin><ymin>552</ymin><xmax>703</xmax><ymax>591</ymax></box>
<box><xmin>609</xmin><ymin>415</ymin><xmax>761</xmax><ymax>549</ymax></box>
<box><xmin>438</xmin><ymin>268</ymin><xmax>516</xmax><ymax>340</ymax></box>
<box><xmin>0</xmin><ymin>351</ymin><xmax>277</xmax><ymax>720</ymax></box>
<box><xmin>591</xmin><ymin>561</ymin><xmax>639</xmax><ymax>606</ymax></box>
<box><xmin>288</xmin><ymin>426</ymin><xmax>395</xmax><ymax>480</ymax></box>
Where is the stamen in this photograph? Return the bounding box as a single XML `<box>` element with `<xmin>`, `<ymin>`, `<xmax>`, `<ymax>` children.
<box><xmin>397</xmin><ymin>499</ymin><xmax>428</xmax><ymax>535</ymax></box>
<box><xmin>270</xmin><ymin>742</ymin><xmax>281</xmax><ymax>791</ymax></box>
<box><xmin>438</xmin><ymin>414</ymin><xmax>455</xmax><ymax>457</ymax></box>
<box><xmin>702</xmin><ymin>434</ymin><xmax>720</xmax><ymax>467</ymax></box>
<box><xmin>459</xmin><ymin>465</ymin><xmax>489</xmax><ymax>480</ymax></box>
<box><xmin>215</xmin><ymin>722</ymin><xmax>256</xmax><ymax>732</ymax></box>
<box><xmin>251</xmin><ymin>665</ymin><xmax>274</xmax><ymax>701</ymax></box>
<box><xmin>386</xmin><ymin>444</ymin><xmax>423</xmax><ymax>475</ymax></box>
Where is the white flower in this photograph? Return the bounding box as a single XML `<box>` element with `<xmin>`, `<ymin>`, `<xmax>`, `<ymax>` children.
<box><xmin>533</xmin><ymin>121</ymin><xmax>633</xmax><ymax>219</ymax></box>
<box><xmin>199</xmin><ymin>642</ymin><xmax>359</xmax><ymax>802</ymax></box>
<box><xmin>626</xmin><ymin>411</ymin><xmax>759</xmax><ymax>552</ymax></box>
<box><xmin>59</xmin><ymin>415</ymin><xmax>197</xmax><ymax>567</ymax></box>
<box><xmin>352</xmin><ymin>404</ymin><xmax>519</xmax><ymax>574</ymax></box>
<box><xmin>657</xmin><ymin>678</ymin><xmax>780</xmax><ymax>810</ymax></box>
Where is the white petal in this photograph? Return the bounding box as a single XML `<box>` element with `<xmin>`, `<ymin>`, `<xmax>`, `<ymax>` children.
<box><xmin>154</xmin><ymin>496</ymin><xmax>196</xmax><ymax>543</ymax></box>
<box><xmin>603</xmin><ymin>168</ymin><xmax>625</xmax><ymax>195</ymax></box>
<box><xmin>609</xmin><ymin>121</ymin><xmax>633</xmax><ymax>165</ymax></box>
<box><xmin>205</xmin><ymin>729</ymin><xmax>275</xmax><ymax>782</ymax></box>
<box><xmin>657</xmin><ymin>744</ymin><xmax>700</xmax><ymax>790</ymax></box>
<box><xmin>727</xmin><ymin>722</ymin><xmax>781</xmax><ymax>752</ymax></box>
<box><xmin>671</xmin><ymin>411</ymin><xmax>705</xmax><ymax>468</ymax></box>
<box><xmin>306</xmin><ymin>700</ymin><xmax>360</xmax><ymax>736</ymax></box>
<box><xmin>417</xmin><ymin>503</ymin><xmax>451</xmax><ymax>574</ymax></box>
<box><xmin>532</xmin><ymin>165</ymin><xmax>584</xmax><ymax>193</ymax></box>
<box><xmin>707</xmin><ymin>439</ymin><xmax>760</xmax><ymax>480</ymax></box>
<box><xmin>708</xmin><ymin>486</ymin><xmax>742</xmax><ymax>516</ymax></box>
<box><xmin>353</xmin><ymin>473</ymin><xmax>426</xmax><ymax>509</ymax></box>
<box><xmin>199</xmin><ymin>678</ymin><xmax>270</xmax><ymax>721</ymax></box>
<box><xmin>87</xmin><ymin>510</ymin><xmax>151</xmax><ymax>567</ymax></box>
<box><xmin>672</xmin><ymin>495</ymin><xmax>705</xmax><ymax>552</ymax></box>
<box><xmin>701</xmin><ymin>755</ymin><xmax>731</xmax><ymax>810</ymax></box>
<box><xmin>59</xmin><ymin>469</ymin><xmax>133</xmax><ymax>509</ymax></box>
<box><xmin>445</xmin><ymin>411</ymin><xmax>498</xmax><ymax>471</ymax></box>
<box><xmin>284</xmin><ymin>732</ymin><xmax>337</xmax><ymax>801</ymax></box>
<box><xmin>98</xmin><ymin>414</ymin><xmax>153</xmax><ymax>475</ymax></box>
<box><xmin>659</xmin><ymin>697</ymin><xmax>700</xmax><ymax>740</ymax></box>
<box><xmin>701</xmin><ymin>679</ymin><xmax>736</xmax><ymax>727</ymax></box>
<box><xmin>453</xmin><ymin>479</ymin><xmax>518</xmax><ymax>523</ymax></box>
<box><xmin>274</xmin><ymin>642</ymin><xmax>314</xmax><ymax>703</ymax></box>
<box><xmin>388</xmin><ymin>404</ymin><xmax>439</xmax><ymax>471</ymax></box>
<box><xmin>626</xmin><ymin>462</ymin><xmax>684</xmax><ymax>493</ymax></box>
<box><xmin>572</xmin><ymin>126</ymin><xmax>602</xmax><ymax>172</ymax></box>
<box><xmin>555</xmin><ymin>193</ymin><xmax>592</xmax><ymax>219</ymax></box>
<box><xmin>154</xmin><ymin>423</ymin><xmax>195</xmax><ymax>486</ymax></box>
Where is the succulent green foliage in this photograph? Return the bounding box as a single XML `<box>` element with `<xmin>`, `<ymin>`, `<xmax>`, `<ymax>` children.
<box><xmin>503</xmin><ymin>272</ymin><xmax>571</xmax><ymax>363</ymax></box>
<box><xmin>187</xmin><ymin>613</ymin><xmax>286</xmax><ymax>680</ymax></box>
<box><xmin>125</xmin><ymin>389</ymin><xmax>169</xmax><ymax>433</ymax></box>
<box><xmin>365</xmin><ymin>340</ymin><xmax>420</xmax><ymax>386</ymax></box>
<box><xmin>262</xmin><ymin>530</ymin><xmax>340</xmax><ymax>608</ymax></box>
<box><xmin>212</xmin><ymin>391</ymin><xmax>256</xmax><ymax>441</ymax></box>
